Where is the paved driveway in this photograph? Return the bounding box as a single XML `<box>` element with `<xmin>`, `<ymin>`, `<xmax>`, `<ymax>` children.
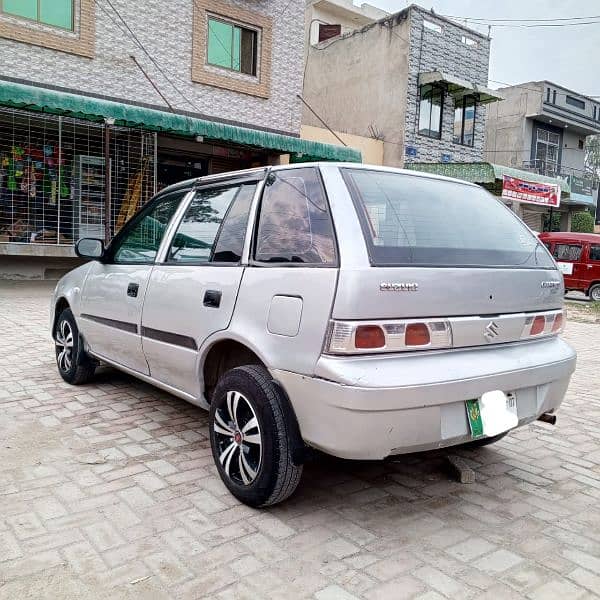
<box><xmin>1</xmin><ymin>282</ymin><xmax>600</xmax><ymax>600</ymax></box>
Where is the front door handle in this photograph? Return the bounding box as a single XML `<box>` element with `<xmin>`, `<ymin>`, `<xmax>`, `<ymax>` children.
<box><xmin>127</xmin><ymin>282</ymin><xmax>139</xmax><ymax>298</ymax></box>
<box><xmin>203</xmin><ymin>290</ymin><xmax>222</xmax><ymax>308</ymax></box>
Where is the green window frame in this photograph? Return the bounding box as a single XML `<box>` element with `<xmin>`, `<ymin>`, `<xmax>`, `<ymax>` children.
<box><xmin>207</xmin><ymin>16</ymin><xmax>257</xmax><ymax>76</ymax></box>
<box><xmin>0</xmin><ymin>0</ymin><xmax>74</xmax><ymax>30</ymax></box>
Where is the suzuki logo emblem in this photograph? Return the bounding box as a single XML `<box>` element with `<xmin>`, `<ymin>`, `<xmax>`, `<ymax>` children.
<box><xmin>484</xmin><ymin>321</ymin><xmax>500</xmax><ymax>342</ymax></box>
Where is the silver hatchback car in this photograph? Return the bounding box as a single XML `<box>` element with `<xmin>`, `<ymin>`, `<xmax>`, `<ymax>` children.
<box><xmin>51</xmin><ymin>163</ymin><xmax>576</xmax><ymax>506</ymax></box>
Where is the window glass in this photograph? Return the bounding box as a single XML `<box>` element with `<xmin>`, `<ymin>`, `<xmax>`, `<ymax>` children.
<box><xmin>461</xmin><ymin>35</ymin><xmax>477</xmax><ymax>46</ymax></box>
<box><xmin>453</xmin><ymin>96</ymin><xmax>476</xmax><ymax>146</ymax></box>
<box><xmin>255</xmin><ymin>168</ymin><xmax>337</xmax><ymax>265</ymax></box>
<box><xmin>2</xmin><ymin>0</ymin><xmax>73</xmax><ymax>29</ymax></box>
<box><xmin>112</xmin><ymin>193</ymin><xmax>183</xmax><ymax>264</ymax></box>
<box><xmin>453</xmin><ymin>104</ymin><xmax>462</xmax><ymax>144</ymax></box>
<box><xmin>553</xmin><ymin>244</ymin><xmax>582</xmax><ymax>261</ymax></box>
<box><xmin>169</xmin><ymin>183</ymin><xmax>255</xmax><ymax>264</ymax></box>
<box><xmin>423</xmin><ymin>20</ymin><xmax>442</xmax><ymax>33</ymax></box>
<box><xmin>566</xmin><ymin>95</ymin><xmax>585</xmax><ymax>110</ymax></box>
<box><xmin>418</xmin><ymin>84</ymin><xmax>443</xmax><ymax>139</ymax></box>
<box><xmin>207</xmin><ymin>17</ymin><xmax>256</xmax><ymax>75</ymax></box>
<box><xmin>342</xmin><ymin>168</ymin><xmax>555</xmax><ymax>268</ymax></box>
<box><xmin>40</xmin><ymin>0</ymin><xmax>73</xmax><ymax>29</ymax></box>
<box><xmin>2</xmin><ymin>0</ymin><xmax>38</xmax><ymax>20</ymax></box>
<box><xmin>213</xmin><ymin>184</ymin><xmax>255</xmax><ymax>262</ymax></box>
<box><xmin>462</xmin><ymin>97</ymin><xmax>475</xmax><ymax>146</ymax></box>
<box><xmin>590</xmin><ymin>245</ymin><xmax>600</xmax><ymax>261</ymax></box>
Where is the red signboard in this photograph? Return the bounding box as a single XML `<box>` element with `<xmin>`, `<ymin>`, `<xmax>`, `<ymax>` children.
<box><xmin>501</xmin><ymin>175</ymin><xmax>560</xmax><ymax>208</ymax></box>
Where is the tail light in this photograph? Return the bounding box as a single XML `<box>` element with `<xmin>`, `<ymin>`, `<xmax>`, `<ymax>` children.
<box><xmin>521</xmin><ymin>310</ymin><xmax>564</xmax><ymax>339</ymax></box>
<box><xmin>355</xmin><ymin>325</ymin><xmax>385</xmax><ymax>349</ymax></box>
<box><xmin>327</xmin><ymin>319</ymin><xmax>452</xmax><ymax>354</ymax></box>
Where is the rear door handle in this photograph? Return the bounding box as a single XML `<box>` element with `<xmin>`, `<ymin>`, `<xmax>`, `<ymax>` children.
<box><xmin>203</xmin><ymin>290</ymin><xmax>222</xmax><ymax>308</ymax></box>
<box><xmin>127</xmin><ymin>282</ymin><xmax>139</xmax><ymax>298</ymax></box>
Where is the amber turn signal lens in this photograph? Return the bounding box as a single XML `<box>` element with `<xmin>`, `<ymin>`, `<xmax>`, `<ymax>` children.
<box><xmin>531</xmin><ymin>315</ymin><xmax>546</xmax><ymax>335</ymax></box>
<box><xmin>552</xmin><ymin>312</ymin><xmax>563</xmax><ymax>333</ymax></box>
<box><xmin>354</xmin><ymin>325</ymin><xmax>386</xmax><ymax>349</ymax></box>
<box><xmin>405</xmin><ymin>323</ymin><xmax>431</xmax><ymax>346</ymax></box>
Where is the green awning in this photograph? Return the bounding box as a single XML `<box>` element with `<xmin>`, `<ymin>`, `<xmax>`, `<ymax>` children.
<box><xmin>0</xmin><ymin>79</ymin><xmax>361</xmax><ymax>163</ymax></box>
<box><xmin>405</xmin><ymin>162</ymin><xmax>571</xmax><ymax>196</ymax></box>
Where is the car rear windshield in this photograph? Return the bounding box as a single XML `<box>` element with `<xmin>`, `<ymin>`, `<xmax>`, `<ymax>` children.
<box><xmin>342</xmin><ymin>168</ymin><xmax>555</xmax><ymax>268</ymax></box>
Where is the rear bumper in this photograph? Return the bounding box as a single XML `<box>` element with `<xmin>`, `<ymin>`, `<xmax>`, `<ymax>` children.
<box><xmin>272</xmin><ymin>337</ymin><xmax>576</xmax><ymax>460</ymax></box>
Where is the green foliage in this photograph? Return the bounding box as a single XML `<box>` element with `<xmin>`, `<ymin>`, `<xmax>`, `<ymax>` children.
<box><xmin>543</xmin><ymin>211</ymin><xmax>561</xmax><ymax>232</ymax></box>
<box><xmin>571</xmin><ymin>211</ymin><xmax>595</xmax><ymax>233</ymax></box>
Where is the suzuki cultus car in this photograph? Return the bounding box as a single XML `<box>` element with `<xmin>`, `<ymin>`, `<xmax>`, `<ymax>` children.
<box><xmin>51</xmin><ymin>164</ymin><xmax>576</xmax><ymax>506</ymax></box>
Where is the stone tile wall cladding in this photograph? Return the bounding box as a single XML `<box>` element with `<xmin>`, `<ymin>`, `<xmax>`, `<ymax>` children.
<box><xmin>0</xmin><ymin>0</ymin><xmax>304</xmax><ymax>135</ymax></box>
<box><xmin>404</xmin><ymin>7</ymin><xmax>491</xmax><ymax>164</ymax></box>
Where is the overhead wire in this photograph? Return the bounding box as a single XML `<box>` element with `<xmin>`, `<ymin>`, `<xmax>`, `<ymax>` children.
<box><xmin>99</xmin><ymin>0</ymin><xmax>203</xmax><ymax>113</ymax></box>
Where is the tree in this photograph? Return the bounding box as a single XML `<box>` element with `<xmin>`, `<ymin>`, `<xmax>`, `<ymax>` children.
<box><xmin>586</xmin><ymin>135</ymin><xmax>600</xmax><ymax>180</ymax></box>
<box><xmin>571</xmin><ymin>211</ymin><xmax>595</xmax><ymax>233</ymax></box>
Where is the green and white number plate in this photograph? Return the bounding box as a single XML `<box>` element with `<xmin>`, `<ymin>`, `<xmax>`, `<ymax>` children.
<box><xmin>466</xmin><ymin>390</ymin><xmax>518</xmax><ymax>439</ymax></box>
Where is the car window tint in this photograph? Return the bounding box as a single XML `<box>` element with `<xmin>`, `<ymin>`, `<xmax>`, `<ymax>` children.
<box><xmin>168</xmin><ymin>183</ymin><xmax>255</xmax><ymax>264</ymax></box>
<box><xmin>112</xmin><ymin>193</ymin><xmax>183</xmax><ymax>264</ymax></box>
<box><xmin>590</xmin><ymin>245</ymin><xmax>600</xmax><ymax>261</ymax></box>
<box><xmin>212</xmin><ymin>184</ymin><xmax>255</xmax><ymax>262</ymax></box>
<box><xmin>553</xmin><ymin>244</ymin><xmax>582</xmax><ymax>261</ymax></box>
<box><xmin>255</xmin><ymin>168</ymin><xmax>336</xmax><ymax>265</ymax></box>
<box><xmin>342</xmin><ymin>168</ymin><xmax>554</xmax><ymax>268</ymax></box>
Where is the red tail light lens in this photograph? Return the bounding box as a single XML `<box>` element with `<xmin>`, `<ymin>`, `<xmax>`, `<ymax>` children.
<box><xmin>552</xmin><ymin>312</ymin><xmax>564</xmax><ymax>333</ymax></box>
<box><xmin>405</xmin><ymin>323</ymin><xmax>431</xmax><ymax>346</ymax></box>
<box><xmin>530</xmin><ymin>315</ymin><xmax>546</xmax><ymax>336</ymax></box>
<box><xmin>355</xmin><ymin>325</ymin><xmax>385</xmax><ymax>349</ymax></box>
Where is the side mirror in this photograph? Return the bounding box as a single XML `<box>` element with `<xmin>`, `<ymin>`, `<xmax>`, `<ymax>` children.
<box><xmin>75</xmin><ymin>238</ymin><xmax>105</xmax><ymax>260</ymax></box>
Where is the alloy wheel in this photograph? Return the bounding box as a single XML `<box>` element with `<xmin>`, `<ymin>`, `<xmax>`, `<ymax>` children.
<box><xmin>213</xmin><ymin>390</ymin><xmax>262</xmax><ymax>485</ymax></box>
<box><xmin>55</xmin><ymin>319</ymin><xmax>74</xmax><ymax>373</ymax></box>
<box><xmin>591</xmin><ymin>287</ymin><xmax>600</xmax><ymax>302</ymax></box>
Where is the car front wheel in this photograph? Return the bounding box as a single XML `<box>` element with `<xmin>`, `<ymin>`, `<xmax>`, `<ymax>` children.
<box><xmin>209</xmin><ymin>365</ymin><xmax>303</xmax><ymax>507</ymax></box>
<box><xmin>54</xmin><ymin>308</ymin><xmax>96</xmax><ymax>385</ymax></box>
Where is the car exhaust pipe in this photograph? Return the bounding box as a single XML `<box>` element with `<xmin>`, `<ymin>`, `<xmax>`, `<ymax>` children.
<box><xmin>537</xmin><ymin>412</ymin><xmax>557</xmax><ymax>425</ymax></box>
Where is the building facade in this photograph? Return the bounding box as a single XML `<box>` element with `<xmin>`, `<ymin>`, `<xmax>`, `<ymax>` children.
<box><xmin>302</xmin><ymin>4</ymin><xmax>501</xmax><ymax>168</ymax></box>
<box><xmin>305</xmin><ymin>0</ymin><xmax>387</xmax><ymax>47</ymax></box>
<box><xmin>484</xmin><ymin>81</ymin><xmax>600</xmax><ymax>231</ymax></box>
<box><xmin>0</xmin><ymin>0</ymin><xmax>358</xmax><ymax>278</ymax></box>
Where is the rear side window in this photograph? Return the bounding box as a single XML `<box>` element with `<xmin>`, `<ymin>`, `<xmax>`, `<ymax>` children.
<box><xmin>589</xmin><ymin>245</ymin><xmax>600</xmax><ymax>261</ymax></box>
<box><xmin>342</xmin><ymin>168</ymin><xmax>555</xmax><ymax>268</ymax></box>
<box><xmin>168</xmin><ymin>183</ymin><xmax>255</xmax><ymax>264</ymax></box>
<box><xmin>254</xmin><ymin>168</ymin><xmax>337</xmax><ymax>265</ymax></box>
<box><xmin>553</xmin><ymin>244</ymin><xmax>582</xmax><ymax>261</ymax></box>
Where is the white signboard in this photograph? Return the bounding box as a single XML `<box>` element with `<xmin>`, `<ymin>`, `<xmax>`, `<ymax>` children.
<box><xmin>557</xmin><ymin>262</ymin><xmax>574</xmax><ymax>275</ymax></box>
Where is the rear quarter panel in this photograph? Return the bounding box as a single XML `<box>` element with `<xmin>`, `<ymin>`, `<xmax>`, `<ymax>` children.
<box><xmin>222</xmin><ymin>267</ymin><xmax>338</xmax><ymax>375</ymax></box>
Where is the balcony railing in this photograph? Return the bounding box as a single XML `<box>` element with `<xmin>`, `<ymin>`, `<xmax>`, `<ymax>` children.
<box><xmin>522</xmin><ymin>160</ymin><xmax>599</xmax><ymax>196</ymax></box>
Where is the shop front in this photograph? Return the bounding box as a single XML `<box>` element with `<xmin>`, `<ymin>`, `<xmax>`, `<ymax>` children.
<box><xmin>0</xmin><ymin>79</ymin><xmax>360</xmax><ymax>278</ymax></box>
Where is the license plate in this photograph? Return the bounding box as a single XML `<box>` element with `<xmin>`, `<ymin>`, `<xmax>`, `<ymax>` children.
<box><xmin>466</xmin><ymin>391</ymin><xmax>518</xmax><ymax>439</ymax></box>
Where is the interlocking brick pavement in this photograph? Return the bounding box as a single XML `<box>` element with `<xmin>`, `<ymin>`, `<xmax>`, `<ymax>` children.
<box><xmin>1</xmin><ymin>282</ymin><xmax>600</xmax><ymax>599</ymax></box>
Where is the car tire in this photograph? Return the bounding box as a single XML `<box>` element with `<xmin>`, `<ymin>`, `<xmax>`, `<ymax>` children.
<box><xmin>209</xmin><ymin>365</ymin><xmax>303</xmax><ymax>507</ymax></box>
<box><xmin>589</xmin><ymin>284</ymin><xmax>600</xmax><ymax>302</ymax></box>
<box><xmin>462</xmin><ymin>432</ymin><xmax>508</xmax><ymax>448</ymax></box>
<box><xmin>54</xmin><ymin>308</ymin><xmax>96</xmax><ymax>385</ymax></box>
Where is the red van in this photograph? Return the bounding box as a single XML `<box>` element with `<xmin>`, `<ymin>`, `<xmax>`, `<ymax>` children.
<box><xmin>539</xmin><ymin>232</ymin><xmax>600</xmax><ymax>301</ymax></box>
